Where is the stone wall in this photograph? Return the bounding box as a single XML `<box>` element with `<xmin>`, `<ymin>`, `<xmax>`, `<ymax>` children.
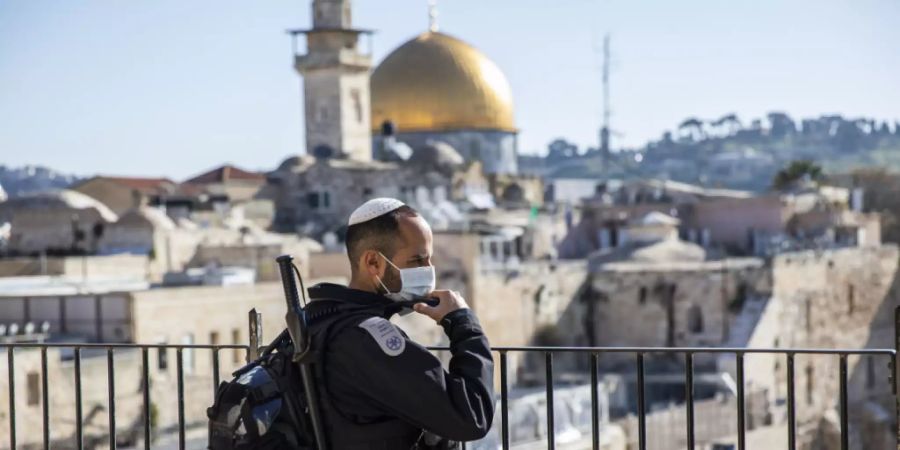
<box><xmin>763</xmin><ymin>246</ymin><xmax>899</xmax><ymax>449</ymax></box>
<box><xmin>307</xmin><ymin>250</ymin><xmax>351</xmax><ymax>281</ymax></box>
<box><xmin>572</xmin><ymin>259</ymin><xmax>767</xmax><ymax>369</ymax></box>
<box><xmin>189</xmin><ymin>241</ymin><xmax>316</xmax><ymax>282</ymax></box>
<box><xmin>0</xmin><ymin>254</ymin><xmax>149</xmax><ymax>279</ymax></box>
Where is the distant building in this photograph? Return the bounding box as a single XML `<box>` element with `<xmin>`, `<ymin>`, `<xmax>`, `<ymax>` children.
<box><xmin>0</xmin><ymin>190</ymin><xmax>118</xmax><ymax>256</ymax></box>
<box><xmin>171</xmin><ymin>164</ymin><xmax>273</xmax><ymax>228</ymax></box>
<box><xmin>559</xmin><ymin>179</ymin><xmax>879</xmax><ymax>258</ymax></box>
<box><xmin>183</xmin><ymin>164</ymin><xmax>267</xmax><ymax>203</ymax></box>
<box><xmin>269</xmin><ymin>155</ymin><xmax>457</xmax><ymax>236</ymax></box>
<box><xmin>72</xmin><ymin>176</ymin><xmax>175</xmax><ymax>216</ymax></box>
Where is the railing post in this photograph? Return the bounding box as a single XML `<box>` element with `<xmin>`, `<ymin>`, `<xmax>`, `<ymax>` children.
<box><xmin>248</xmin><ymin>309</ymin><xmax>262</xmax><ymax>363</ymax></box>
<box><xmin>894</xmin><ymin>306</ymin><xmax>899</xmax><ymax>448</ymax></box>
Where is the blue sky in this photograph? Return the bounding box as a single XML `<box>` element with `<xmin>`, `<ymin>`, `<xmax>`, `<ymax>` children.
<box><xmin>1</xmin><ymin>0</ymin><xmax>898</xmax><ymax>179</ymax></box>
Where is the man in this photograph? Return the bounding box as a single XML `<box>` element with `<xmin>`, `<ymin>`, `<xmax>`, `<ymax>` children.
<box><xmin>303</xmin><ymin>198</ymin><xmax>494</xmax><ymax>449</ymax></box>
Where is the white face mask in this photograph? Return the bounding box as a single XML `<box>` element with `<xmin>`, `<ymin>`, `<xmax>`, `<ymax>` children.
<box><xmin>376</xmin><ymin>252</ymin><xmax>436</xmax><ymax>299</ymax></box>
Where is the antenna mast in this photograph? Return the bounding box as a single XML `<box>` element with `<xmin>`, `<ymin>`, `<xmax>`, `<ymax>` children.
<box><xmin>600</xmin><ymin>33</ymin><xmax>611</xmax><ymax>156</ymax></box>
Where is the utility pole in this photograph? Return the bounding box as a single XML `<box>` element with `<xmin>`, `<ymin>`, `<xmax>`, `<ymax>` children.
<box><xmin>599</xmin><ymin>34</ymin><xmax>611</xmax><ymax>158</ymax></box>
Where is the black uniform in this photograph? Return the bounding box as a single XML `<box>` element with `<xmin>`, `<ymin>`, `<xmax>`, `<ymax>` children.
<box><xmin>305</xmin><ymin>283</ymin><xmax>495</xmax><ymax>449</ymax></box>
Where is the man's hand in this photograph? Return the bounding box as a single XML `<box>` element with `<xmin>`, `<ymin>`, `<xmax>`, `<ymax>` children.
<box><xmin>413</xmin><ymin>290</ymin><xmax>469</xmax><ymax>323</ymax></box>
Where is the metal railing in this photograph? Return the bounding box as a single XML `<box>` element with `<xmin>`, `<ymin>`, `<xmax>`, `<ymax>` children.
<box><xmin>1</xmin><ymin>316</ymin><xmax>898</xmax><ymax>450</ymax></box>
<box><xmin>1</xmin><ymin>342</ymin><xmax>250</xmax><ymax>450</ymax></box>
<box><xmin>484</xmin><ymin>346</ymin><xmax>897</xmax><ymax>450</ymax></box>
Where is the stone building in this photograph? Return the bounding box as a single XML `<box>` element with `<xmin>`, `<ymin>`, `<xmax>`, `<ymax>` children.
<box><xmin>183</xmin><ymin>165</ymin><xmax>266</xmax><ymax>204</ymax></box>
<box><xmin>181</xmin><ymin>164</ymin><xmax>274</xmax><ymax>228</ymax></box>
<box><xmin>71</xmin><ymin>176</ymin><xmax>175</xmax><ymax>216</ymax></box>
<box><xmin>0</xmin><ymin>190</ymin><xmax>119</xmax><ymax>256</ymax></box>
<box><xmin>98</xmin><ymin>205</ymin><xmax>176</xmax><ymax>256</ymax></box>
<box><xmin>561</xmin><ymin>179</ymin><xmax>881</xmax><ymax>258</ymax></box>
<box><xmin>269</xmin><ymin>155</ymin><xmax>458</xmax><ymax>236</ymax></box>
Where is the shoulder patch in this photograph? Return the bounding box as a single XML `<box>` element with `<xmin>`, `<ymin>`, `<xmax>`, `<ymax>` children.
<box><xmin>358</xmin><ymin>317</ymin><xmax>406</xmax><ymax>356</ymax></box>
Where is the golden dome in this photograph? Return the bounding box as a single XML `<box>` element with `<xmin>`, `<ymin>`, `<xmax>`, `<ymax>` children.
<box><xmin>371</xmin><ymin>32</ymin><xmax>516</xmax><ymax>133</ymax></box>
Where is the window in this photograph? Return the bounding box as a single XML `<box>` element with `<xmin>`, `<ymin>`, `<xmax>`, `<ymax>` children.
<box><xmin>351</xmin><ymin>89</ymin><xmax>362</xmax><ymax>123</ymax></box>
<box><xmin>847</xmin><ymin>284</ymin><xmax>855</xmax><ymax>315</ymax></box>
<box><xmin>209</xmin><ymin>331</ymin><xmax>220</xmax><ymax>346</ymax></box>
<box><xmin>232</xmin><ymin>329</ymin><xmax>242</xmax><ymax>364</ymax></box>
<box><xmin>638</xmin><ymin>287</ymin><xmax>648</xmax><ymax>305</ymax></box>
<box><xmin>315</xmin><ymin>101</ymin><xmax>328</xmax><ymax>123</ymax></box>
<box><xmin>27</xmin><ymin>372</ymin><xmax>40</xmax><ymax>406</ymax></box>
<box><xmin>805</xmin><ymin>299</ymin><xmax>813</xmax><ymax>334</ymax></box>
<box><xmin>307</xmin><ymin>192</ymin><xmax>320</xmax><ymax>209</ymax></box>
<box><xmin>157</xmin><ymin>346</ymin><xmax>169</xmax><ymax>371</ymax></box>
<box><xmin>307</xmin><ymin>192</ymin><xmax>331</xmax><ymax>211</ymax></box>
<box><xmin>687</xmin><ymin>304</ymin><xmax>704</xmax><ymax>334</ymax></box>
<box><xmin>806</xmin><ymin>365</ymin><xmax>815</xmax><ymax>405</ymax></box>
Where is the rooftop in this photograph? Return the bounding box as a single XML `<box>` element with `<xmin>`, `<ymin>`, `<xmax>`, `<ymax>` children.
<box><xmin>184</xmin><ymin>164</ymin><xmax>266</xmax><ymax>184</ymax></box>
<box><xmin>0</xmin><ymin>275</ymin><xmax>149</xmax><ymax>297</ymax></box>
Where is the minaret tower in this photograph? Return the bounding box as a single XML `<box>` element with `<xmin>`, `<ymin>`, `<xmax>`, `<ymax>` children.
<box><xmin>292</xmin><ymin>0</ymin><xmax>373</xmax><ymax>161</ymax></box>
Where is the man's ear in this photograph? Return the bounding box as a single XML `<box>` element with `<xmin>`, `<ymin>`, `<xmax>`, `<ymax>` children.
<box><xmin>362</xmin><ymin>250</ymin><xmax>382</xmax><ymax>277</ymax></box>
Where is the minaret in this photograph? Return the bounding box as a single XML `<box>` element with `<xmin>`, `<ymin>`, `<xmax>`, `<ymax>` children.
<box><xmin>293</xmin><ymin>0</ymin><xmax>372</xmax><ymax>161</ymax></box>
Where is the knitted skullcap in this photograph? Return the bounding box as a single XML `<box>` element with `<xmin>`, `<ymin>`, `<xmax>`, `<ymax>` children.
<box><xmin>348</xmin><ymin>198</ymin><xmax>406</xmax><ymax>226</ymax></box>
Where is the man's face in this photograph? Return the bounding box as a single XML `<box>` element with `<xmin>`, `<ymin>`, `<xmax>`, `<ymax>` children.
<box><xmin>378</xmin><ymin>215</ymin><xmax>433</xmax><ymax>293</ymax></box>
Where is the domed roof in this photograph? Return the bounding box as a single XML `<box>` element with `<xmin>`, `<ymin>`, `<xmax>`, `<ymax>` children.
<box><xmin>0</xmin><ymin>189</ymin><xmax>118</xmax><ymax>222</ymax></box>
<box><xmin>277</xmin><ymin>154</ymin><xmax>315</xmax><ymax>172</ymax></box>
<box><xmin>371</xmin><ymin>32</ymin><xmax>516</xmax><ymax>133</ymax></box>
<box><xmin>589</xmin><ymin>239</ymin><xmax>706</xmax><ymax>267</ymax></box>
<box><xmin>408</xmin><ymin>140</ymin><xmax>465</xmax><ymax>170</ymax></box>
<box><xmin>117</xmin><ymin>207</ymin><xmax>176</xmax><ymax>231</ymax></box>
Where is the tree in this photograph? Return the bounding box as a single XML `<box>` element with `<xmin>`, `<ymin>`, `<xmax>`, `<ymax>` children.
<box><xmin>767</xmin><ymin>112</ymin><xmax>796</xmax><ymax>139</ymax></box>
<box><xmin>710</xmin><ymin>113</ymin><xmax>741</xmax><ymax>137</ymax></box>
<box><xmin>721</xmin><ymin>113</ymin><xmax>742</xmax><ymax>135</ymax></box>
<box><xmin>678</xmin><ymin>117</ymin><xmax>704</xmax><ymax>141</ymax></box>
<box><xmin>772</xmin><ymin>160</ymin><xmax>823</xmax><ymax>190</ymax></box>
<box><xmin>547</xmin><ymin>139</ymin><xmax>578</xmax><ymax>162</ymax></box>
<box><xmin>834</xmin><ymin>120</ymin><xmax>864</xmax><ymax>152</ymax></box>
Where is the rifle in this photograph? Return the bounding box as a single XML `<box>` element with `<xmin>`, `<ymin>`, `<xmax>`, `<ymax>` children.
<box><xmin>276</xmin><ymin>254</ymin><xmax>328</xmax><ymax>450</ymax></box>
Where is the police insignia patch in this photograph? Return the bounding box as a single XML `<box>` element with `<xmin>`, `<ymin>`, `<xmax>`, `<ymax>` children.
<box><xmin>359</xmin><ymin>317</ymin><xmax>406</xmax><ymax>356</ymax></box>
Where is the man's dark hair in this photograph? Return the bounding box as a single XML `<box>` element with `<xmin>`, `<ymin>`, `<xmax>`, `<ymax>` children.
<box><xmin>345</xmin><ymin>205</ymin><xmax>419</xmax><ymax>270</ymax></box>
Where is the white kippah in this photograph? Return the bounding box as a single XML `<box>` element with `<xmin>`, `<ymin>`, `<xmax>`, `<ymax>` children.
<box><xmin>348</xmin><ymin>198</ymin><xmax>406</xmax><ymax>226</ymax></box>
